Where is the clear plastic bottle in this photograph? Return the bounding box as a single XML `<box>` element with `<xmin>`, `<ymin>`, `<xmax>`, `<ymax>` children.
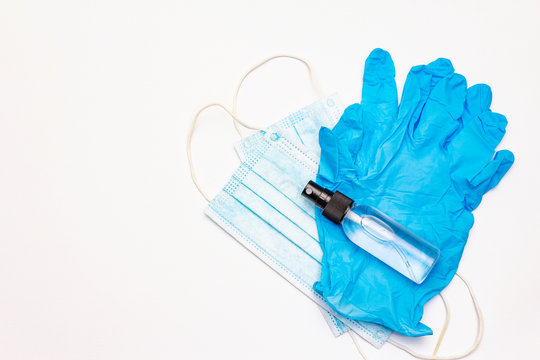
<box><xmin>302</xmin><ymin>181</ymin><xmax>439</xmax><ymax>284</ymax></box>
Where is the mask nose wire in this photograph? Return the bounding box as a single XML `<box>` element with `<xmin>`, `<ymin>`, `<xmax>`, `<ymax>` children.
<box><xmin>186</xmin><ymin>103</ymin><xmax>260</xmax><ymax>202</ymax></box>
<box><xmin>232</xmin><ymin>55</ymin><xmax>325</xmax><ymax>137</ymax></box>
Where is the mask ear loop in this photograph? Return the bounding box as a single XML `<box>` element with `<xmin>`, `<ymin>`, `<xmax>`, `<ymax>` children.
<box><xmin>433</xmin><ymin>293</ymin><xmax>451</xmax><ymax>355</ymax></box>
<box><xmin>187</xmin><ymin>103</ymin><xmax>262</xmax><ymax>202</ymax></box>
<box><xmin>188</xmin><ymin>55</ymin><xmax>324</xmax><ymax>201</ymax></box>
<box><xmin>387</xmin><ymin>271</ymin><xmax>484</xmax><ymax>360</ymax></box>
<box><xmin>231</xmin><ymin>55</ymin><xmax>325</xmax><ymax>137</ymax></box>
<box><xmin>347</xmin><ymin>292</ymin><xmax>450</xmax><ymax>360</ymax></box>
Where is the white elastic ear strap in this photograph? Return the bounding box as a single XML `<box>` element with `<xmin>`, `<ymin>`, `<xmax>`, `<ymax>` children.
<box><xmin>386</xmin><ymin>272</ymin><xmax>484</xmax><ymax>360</ymax></box>
<box><xmin>349</xmin><ymin>292</ymin><xmax>450</xmax><ymax>360</ymax></box>
<box><xmin>186</xmin><ymin>103</ymin><xmax>260</xmax><ymax>202</ymax></box>
<box><xmin>188</xmin><ymin>55</ymin><xmax>324</xmax><ymax>202</ymax></box>
<box><xmin>231</xmin><ymin>54</ymin><xmax>325</xmax><ymax>137</ymax></box>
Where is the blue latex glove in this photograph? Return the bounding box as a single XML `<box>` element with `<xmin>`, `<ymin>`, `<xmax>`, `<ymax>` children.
<box><xmin>314</xmin><ymin>49</ymin><xmax>514</xmax><ymax>336</ymax></box>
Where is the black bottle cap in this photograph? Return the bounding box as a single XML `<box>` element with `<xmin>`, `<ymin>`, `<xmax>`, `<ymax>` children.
<box><xmin>302</xmin><ymin>181</ymin><xmax>354</xmax><ymax>224</ymax></box>
<box><xmin>302</xmin><ymin>181</ymin><xmax>332</xmax><ymax>208</ymax></box>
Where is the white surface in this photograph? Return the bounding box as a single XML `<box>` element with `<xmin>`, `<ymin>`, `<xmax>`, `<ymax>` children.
<box><xmin>1</xmin><ymin>0</ymin><xmax>539</xmax><ymax>359</ymax></box>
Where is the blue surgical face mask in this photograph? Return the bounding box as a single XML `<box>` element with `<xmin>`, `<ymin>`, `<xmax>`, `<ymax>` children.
<box><xmin>233</xmin><ymin>94</ymin><xmax>354</xmax><ymax>337</ymax></box>
<box><xmin>205</xmin><ymin>100</ymin><xmax>392</xmax><ymax>347</ymax></box>
<box><xmin>185</xmin><ymin>61</ymin><xmax>364</xmax><ymax>338</ymax></box>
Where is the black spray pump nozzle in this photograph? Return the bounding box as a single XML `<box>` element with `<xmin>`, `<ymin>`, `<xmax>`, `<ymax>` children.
<box><xmin>302</xmin><ymin>181</ymin><xmax>354</xmax><ymax>224</ymax></box>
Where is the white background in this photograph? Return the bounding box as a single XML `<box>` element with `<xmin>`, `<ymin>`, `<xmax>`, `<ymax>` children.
<box><xmin>1</xmin><ymin>1</ymin><xmax>539</xmax><ymax>359</ymax></box>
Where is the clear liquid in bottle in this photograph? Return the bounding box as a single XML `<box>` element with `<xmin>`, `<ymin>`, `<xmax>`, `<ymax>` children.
<box><xmin>342</xmin><ymin>205</ymin><xmax>439</xmax><ymax>284</ymax></box>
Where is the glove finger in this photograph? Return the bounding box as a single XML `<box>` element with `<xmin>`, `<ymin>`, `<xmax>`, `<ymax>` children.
<box><xmin>369</xmin><ymin>59</ymin><xmax>456</xmax><ymax>176</ymax></box>
<box><xmin>360</xmin><ymin>56</ymin><xmax>453</xmax><ymax>177</ymax></box>
<box><xmin>398</xmin><ymin>58</ymin><xmax>455</xmax><ymax>124</ymax></box>
<box><xmin>464</xmin><ymin>83</ymin><xmax>492</xmax><ymax>116</ymax></box>
<box><xmin>463</xmin><ymin>84</ymin><xmax>508</xmax><ymax>148</ymax></box>
<box><xmin>351</xmin><ymin>49</ymin><xmax>398</xmax><ymax>176</ymax></box>
<box><xmin>465</xmin><ymin>149</ymin><xmax>515</xmax><ymax>210</ymax></box>
<box><xmin>361</xmin><ymin>48</ymin><xmax>398</xmax><ymax>109</ymax></box>
<box><xmin>317</xmin><ymin>127</ymin><xmax>356</xmax><ymax>186</ymax></box>
<box><xmin>405</xmin><ymin>322</ymin><xmax>433</xmax><ymax>337</ymax></box>
<box><xmin>410</xmin><ymin>73</ymin><xmax>467</xmax><ymax>146</ymax></box>
<box><xmin>317</xmin><ymin>127</ymin><xmax>339</xmax><ymax>184</ymax></box>
<box><xmin>447</xmin><ymin>84</ymin><xmax>509</xmax><ymax>184</ymax></box>
<box><xmin>477</xmin><ymin>112</ymin><xmax>508</xmax><ymax>148</ymax></box>
<box><xmin>332</xmin><ymin>103</ymin><xmax>365</xmax><ymax>160</ymax></box>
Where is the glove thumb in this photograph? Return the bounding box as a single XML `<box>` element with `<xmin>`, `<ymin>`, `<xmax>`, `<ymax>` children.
<box><xmin>405</xmin><ymin>321</ymin><xmax>433</xmax><ymax>337</ymax></box>
<box><xmin>465</xmin><ymin>149</ymin><xmax>514</xmax><ymax>210</ymax></box>
<box><xmin>317</xmin><ymin>127</ymin><xmax>355</xmax><ymax>187</ymax></box>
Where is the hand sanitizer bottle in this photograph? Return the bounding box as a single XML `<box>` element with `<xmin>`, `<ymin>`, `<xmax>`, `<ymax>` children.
<box><xmin>302</xmin><ymin>181</ymin><xmax>439</xmax><ymax>284</ymax></box>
